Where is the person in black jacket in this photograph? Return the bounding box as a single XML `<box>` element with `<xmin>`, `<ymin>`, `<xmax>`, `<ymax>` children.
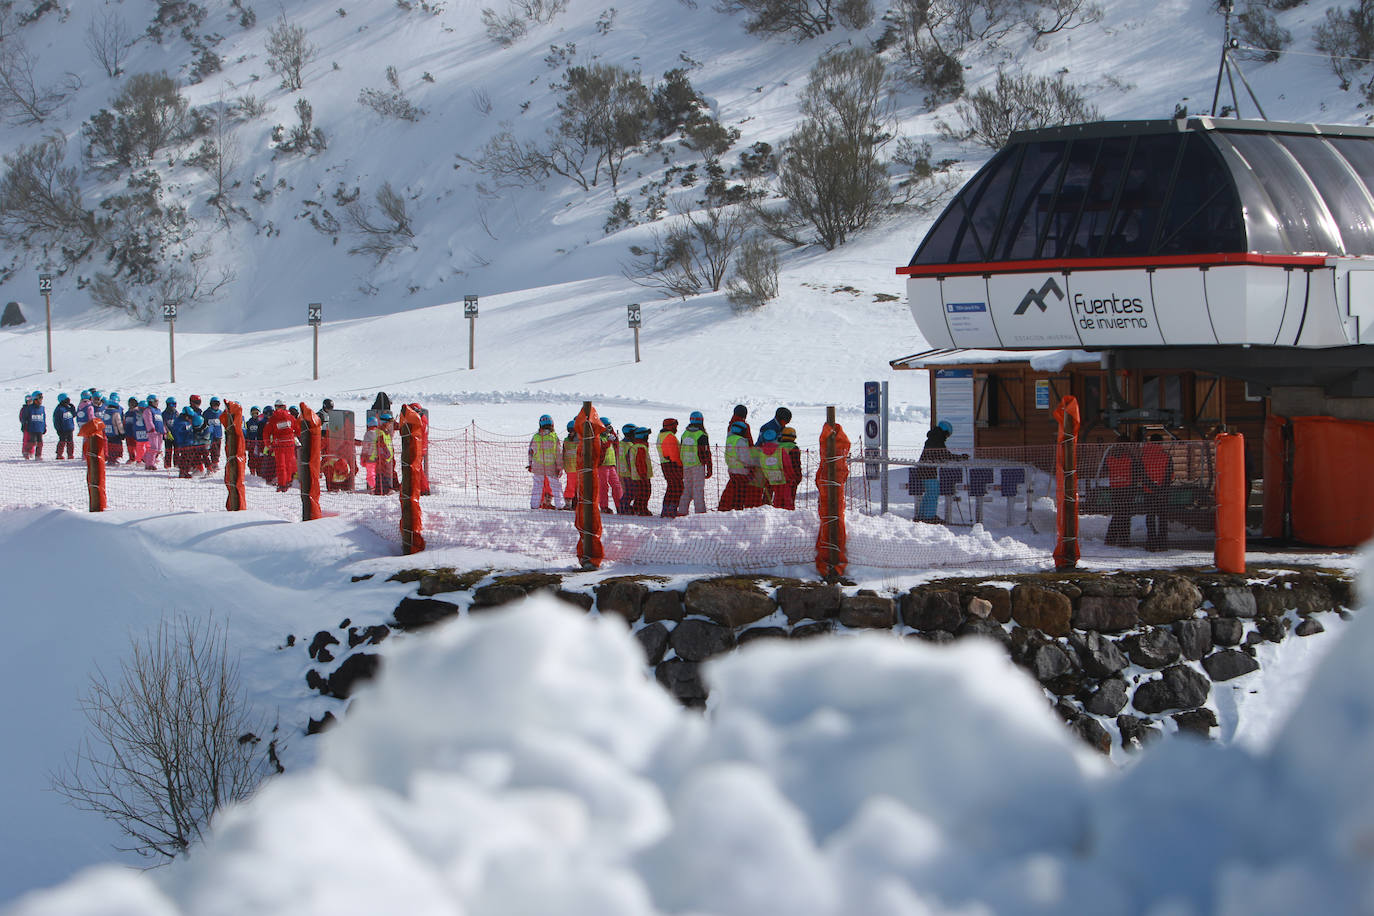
<box><xmin>52</xmin><ymin>393</ymin><xmax>76</xmax><ymax>459</ymax></box>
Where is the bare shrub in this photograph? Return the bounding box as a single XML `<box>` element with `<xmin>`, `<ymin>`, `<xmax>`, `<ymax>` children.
<box><xmin>1234</xmin><ymin>1</ymin><xmax>1290</xmax><ymax>62</ymax></box>
<box><xmin>1315</xmin><ymin>0</ymin><xmax>1374</xmax><ymax>95</ymax></box>
<box><xmin>265</xmin><ymin>14</ymin><xmax>316</xmax><ymax>91</ymax></box>
<box><xmin>550</xmin><ymin>63</ymin><xmax>653</xmax><ymax>189</ymax></box>
<box><xmin>624</xmin><ymin>202</ymin><xmax>750</xmax><ymax>298</ymax></box>
<box><xmin>764</xmin><ymin>47</ymin><xmax>891</xmax><ymax>250</ymax></box>
<box><xmin>270</xmin><ymin>98</ymin><xmax>326</xmax><ymax>154</ymax></box>
<box><xmin>891</xmin><ymin>136</ymin><xmax>958</xmax><ymax>211</ymax></box>
<box><xmin>187</xmin><ymin>99</ymin><xmax>243</xmax><ymax>225</ymax></box>
<box><xmin>1025</xmin><ymin>0</ymin><xmax>1101</xmax><ymax>39</ymax></box>
<box><xmin>83</xmin><ymin>72</ymin><xmax>197</xmax><ymax>170</ymax></box>
<box><xmin>472</xmin><ymin>125</ymin><xmax>552</xmax><ymax>187</ymax></box>
<box><xmin>725</xmin><ymin>234</ymin><xmax>779</xmax><ymax>310</ymax></box>
<box><xmin>85</xmin><ymin>9</ymin><xmax>137</xmax><ymax>78</ymax></box>
<box><xmin>0</xmin><ymin>133</ymin><xmax>99</xmax><ymax>261</ymax></box>
<box><xmin>942</xmin><ymin>68</ymin><xmax>1100</xmax><ymax>149</ymax></box>
<box><xmin>52</xmin><ymin>615</ymin><xmax>278</xmax><ymax>860</ymax></box>
<box><xmin>715</xmin><ymin>0</ymin><xmax>872</xmax><ymax>39</ymax></box>
<box><xmin>358</xmin><ymin>65</ymin><xmax>424</xmax><ymax>121</ymax></box>
<box><xmin>481</xmin><ymin>6</ymin><xmax>528</xmax><ymax>45</ymax></box>
<box><xmin>345</xmin><ymin>181</ymin><xmax>416</xmax><ymax>262</ymax></box>
<box><xmin>0</xmin><ymin>41</ymin><xmax>81</xmax><ymax>125</ymax></box>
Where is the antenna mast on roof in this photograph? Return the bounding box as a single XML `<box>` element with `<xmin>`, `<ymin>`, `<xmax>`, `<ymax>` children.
<box><xmin>1210</xmin><ymin>0</ymin><xmax>1269</xmax><ymax>120</ymax></box>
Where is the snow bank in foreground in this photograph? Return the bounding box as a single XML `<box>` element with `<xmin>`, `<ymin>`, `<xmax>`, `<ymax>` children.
<box><xmin>10</xmin><ymin>558</ymin><xmax>1374</xmax><ymax>915</ymax></box>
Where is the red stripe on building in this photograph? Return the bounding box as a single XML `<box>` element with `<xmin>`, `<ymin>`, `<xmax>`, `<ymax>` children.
<box><xmin>895</xmin><ymin>252</ymin><xmax>1331</xmax><ymax>277</ymax></box>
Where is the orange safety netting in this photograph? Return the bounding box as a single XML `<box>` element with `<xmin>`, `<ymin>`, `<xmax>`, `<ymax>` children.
<box><xmin>815</xmin><ymin>419</ymin><xmax>850</xmax><ymax>578</ymax></box>
<box><xmin>224</xmin><ymin>401</ymin><xmax>246</xmax><ymax>511</ymax></box>
<box><xmin>400</xmin><ymin>405</ymin><xmax>426</xmax><ymax>555</ymax></box>
<box><xmin>80</xmin><ymin>418</ymin><xmax>106</xmax><ymax>512</ymax></box>
<box><xmin>1214</xmin><ymin>432</ymin><xmax>1246</xmax><ymax>572</ymax></box>
<box><xmin>1052</xmin><ymin>396</ymin><xmax>1081</xmax><ymax>570</ymax></box>
<box><xmin>574</xmin><ymin>404</ymin><xmax>603</xmax><ymax>570</ymax></box>
<box><xmin>298</xmin><ymin>403</ymin><xmax>322</xmax><ymax>521</ymax></box>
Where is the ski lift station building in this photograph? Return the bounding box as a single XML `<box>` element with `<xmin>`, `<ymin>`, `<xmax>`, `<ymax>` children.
<box><xmin>893</xmin><ymin>117</ymin><xmax>1374</xmax><ymax>545</ymax></box>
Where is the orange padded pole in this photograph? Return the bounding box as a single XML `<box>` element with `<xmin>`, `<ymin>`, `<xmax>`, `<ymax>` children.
<box><xmin>1215</xmin><ymin>432</ymin><xmax>1246</xmax><ymax>574</ymax></box>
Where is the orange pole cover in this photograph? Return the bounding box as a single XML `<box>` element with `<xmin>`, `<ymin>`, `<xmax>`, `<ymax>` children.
<box><xmin>1214</xmin><ymin>432</ymin><xmax>1246</xmax><ymax>574</ymax></box>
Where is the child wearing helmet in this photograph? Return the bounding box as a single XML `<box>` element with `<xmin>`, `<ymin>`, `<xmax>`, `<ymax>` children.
<box><xmin>718</xmin><ymin>418</ymin><xmax>762</xmax><ymax>511</ymax></box>
<box><xmin>676</xmin><ymin>411</ymin><xmax>713</xmax><ymax>516</ymax></box>
<box><xmin>124</xmin><ymin>396</ymin><xmax>147</xmax><ymax>464</ymax></box>
<box><xmin>528</xmin><ymin>414</ymin><xmax>564</xmax><ymax>510</ymax></box>
<box><xmin>656</xmin><ymin>418</ymin><xmax>682</xmax><ymax>517</ymax></box>
<box><xmin>141</xmin><ymin>398</ymin><xmax>165</xmax><ymax>470</ymax></box>
<box><xmin>373</xmin><ymin>412</ymin><xmax>396</xmax><ymax>496</ymax></box>
<box><xmin>561</xmin><ymin>420</ymin><xmax>580</xmax><ymax>508</ymax></box>
<box><xmin>267</xmin><ymin>401</ymin><xmax>300</xmax><ymax>492</ymax></box>
<box><xmin>53</xmin><ymin>393</ymin><xmax>77</xmax><ymax>459</ymax></box>
<box><xmin>101</xmin><ymin>394</ymin><xmax>126</xmax><ymax>463</ymax></box>
<box><xmin>21</xmin><ymin>391</ymin><xmax>46</xmax><ymax>459</ymax></box>
<box><xmin>596</xmin><ymin>418</ymin><xmax>624</xmax><ymax>514</ymax></box>
<box><xmin>916</xmin><ymin>419</ymin><xmax>962</xmax><ymax>522</ymax></box>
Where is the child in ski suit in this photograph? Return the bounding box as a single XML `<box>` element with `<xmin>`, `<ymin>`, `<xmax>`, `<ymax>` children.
<box><xmin>360</xmin><ymin>416</ymin><xmax>379</xmax><ymax>490</ymax></box>
<box><xmin>373</xmin><ymin>412</ymin><xmax>396</xmax><ymax>495</ymax></box>
<box><xmin>102</xmin><ymin>395</ymin><xmax>126</xmax><ymax>463</ymax></box>
<box><xmin>142</xmin><ymin>399</ymin><xmax>165</xmax><ymax>469</ymax></box>
<box><xmin>528</xmin><ymin>415</ymin><xmax>564</xmax><ymax>509</ymax></box>
<box><xmin>21</xmin><ymin>391</ymin><xmax>45</xmax><ymax>459</ymax></box>
<box><xmin>53</xmin><ymin>393</ymin><xmax>76</xmax><ymax>459</ymax></box>
<box><xmin>676</xmin><ymin>412</ymin><xmax>713</xmax><ymax>516</ymax></box>
<box><xmin>656</xmin><ymin>418</ymin><xmax>682</xmax><ymax>517</ymax></box>
<box><xmin>266</xmin><ymin>402</ymin><xmax>300</xmax><ymax>492</ymax></box>
<box><xmin>562</xmin><ymin>421</ymin><xmax>580</xmax><ymax>507</ymax></box>
<box><xmin>596</xmin><ymin>419</ymin><xmax>624</xmax><ymax>513</ymax></box>
<box><xmin>203</xmin><ymin>397</ymin><xmax>224</xmax><ymax>471</ymax></box>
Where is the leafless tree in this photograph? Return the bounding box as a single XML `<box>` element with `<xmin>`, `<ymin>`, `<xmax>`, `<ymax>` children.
<box><xmin>725</xmin><ymin>233</ymin><xmax>780</xmax><ymax>310</ymax></box>
<box><xmin>0</xmin><ymin>133</ymin><xmax>99</xmax><ymax>259</ymax></box>
<box><xmin>471</xmin><ymin>125</ymin><xmax>553</xmax><ymax>187</ymax></box>
<box><xmin>624</xmin><ymin>201</ymin><xmax>751</xmax><ymax>298</ymax></box>
<box><xmin>85</xmin><ymin>8</ymin><xmax>136</xmax><ymax>78</ymax></box>
<box><xmin>0</xmin><ymin>42</ymin><xmax>81</xmax><ymax>126</ymax></box>
<box><xmin>1026</xmin><ymin>0</ymin><xmax>1101</xmax><ymax>40</ymax></box>
<box><xmin>942</xmin><ymin>68</ymin><xmax>1100</xmax><ymax>148</ymax></box>
<box><xmin>345</xmin><ymin>181</ymin><xmax>417</xmax><ymax>262</ymax></box>
<box><xmin>358</xmin><ymin>65</ymin><xmax>424</xmax><ymax>121</ymax></box>
<box><xmin>265</xmin><ymin>14</ymin><xmax>316</xmax><ymax>91</ymax></box>
<box><xmin>189</xmin><ymin>97</ymin><xmax>243</xmax><ymax>226</ymax></box>
<box><xmin>715</xmin><ymin>0</ymin><xmax>872</xmax><ymax>40</ymax></box>
<box><xmin>52</xmin><ymin>615</ymin><xmax>278</xmax><ymax>860</ymax></box>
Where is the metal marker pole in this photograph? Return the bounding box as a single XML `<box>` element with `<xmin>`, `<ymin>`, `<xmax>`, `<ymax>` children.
<box><xmin>44</xmin><ymin>292</ymin><xmax>52</xmax><ymax>372</ymax></box>
<box><xmin>169</xmin><ymin>317</ymin><xmax>176</xmax><ymax>383</ymax></box>
<box><xmin>313</xmin><ymin>323</ymin><xmax>319</xmax><ymax>380</ymax></box>
<box><xmin>39</xmin><ymin>273</ymin><xmax>53</xmax><ymax>372</ymax></box>
<box><xmin>634</xmin><ymin>325</ymin><xmax>640</xmax><ymax>363</ymax></box>
<box><xmin>881</xmin><ymin>380</ymin><xmax>890</xmax><ymax>515</ymax></box>
<box><xmin>469</xmin><ymin>314</ymin><xmax>475</xmax><ymax>370</ymax></box>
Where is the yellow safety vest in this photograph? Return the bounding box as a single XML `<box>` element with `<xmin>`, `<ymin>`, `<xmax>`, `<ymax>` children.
<box><xmin>529</xmin><ymin>430</ymin><xmax>559</xmax><ymax>468</ymax></box>
<box><xmin>759</xmin><ymin>445</ymin><xmax>787</xmax><ymax>484</ymax></box>
<box><xmin>563</xmin><ymin>437</ymin><xmax>578</xmax><ymax>473</ymax></box>
<box><xmin>725</xmin><ymin>433</ymin><xmax>748</xmax><ymax>474</ymax></box>
<box><xmin>600</xmin><ymin>432</ymin><xmax>617</xmax><ymax>467</ymax></box>
<box><xmin>680</xmin><ymin>428</ymin><xmax>704</xmax><ymax>467</ymax></box>
<box><xmin>628</xmin><ymin>441</ymin><xmax>653</xmax><ymax>480</ymax></box>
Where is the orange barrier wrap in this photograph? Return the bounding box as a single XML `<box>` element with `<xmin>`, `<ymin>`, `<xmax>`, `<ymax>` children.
<box><xmin>1214</xmin><ymin>432</ymin><xmax>1246</xmax><ymax>572</ymax></box>
<box><xmin>1262</xmin><ymin>414</ymin><xmax>1288</xmax><ymax>539</ymax></box>
<box><xmin>223</xmin><ymin>401</ymin><xmax>246</xmax><ymax>511</ymax></box>
<box><xmin>1290</xmin><ymin>416</ymin><xmax>1374</xmax><ymax>547</ymax></box>
<box><xmin>400</xmin><ymin>405</ymin><xmax>426</xmax><ymax>555</ymax></box>
<box><xmin>406</xmin><ymin>402</ymin><xmax>431</xmax><ymax>496</ymax></box>
<box><xmin>815</xmin><ymin>421</ymin><xmax>850</xmax><ymax>578</ymax></box>
<box><xmin>298</xmin><ymin>403</ymin><xmax>322</xmax><ymax>521</ymax></box>
<box><xmin>80</xmin><ymin>418</ymin><xmax>106</xmax><ymax>512</ymax></box>
<box><xmin>1052</xmin><ymin>396</ymin><xmax>1080</xmax><ymax>570</ymax></box>
<box><xmin>575</xmin><ymin>403</ymin><xmax>603</xmax><ymax>569</ymax></box>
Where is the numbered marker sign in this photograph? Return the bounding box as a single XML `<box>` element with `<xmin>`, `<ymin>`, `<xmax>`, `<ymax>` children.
<box><xmin>308</xmin><ymin>303</ymin><xmax>323</xmax><ymax>325</ymax></box>
<box><xmin>464</xmin><ymin>295</ymin><xmax>478</xmax><ymax>318</ymax></box>
<box><xmin>627</xmin><ymin>303</ymin><xmax>641</xmax><ymax>328</ymax></box>
<box><xmin>38</xmin><ymin>274</ymin><xmax>52</xmax><ymax>294</ymax></box>
<box><xmin>163</xmin><ymin>303</ymin><xmax>177</xmax><ymax>322</ymax></box>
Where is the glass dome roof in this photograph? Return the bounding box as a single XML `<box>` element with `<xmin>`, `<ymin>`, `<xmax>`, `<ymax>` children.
<box><xmin>909</xmin><ymin>118</ymin><xmax>1374</xmax><ymax>268</ymax></box>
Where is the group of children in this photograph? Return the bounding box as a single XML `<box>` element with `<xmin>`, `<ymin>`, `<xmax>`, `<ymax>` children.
<box><xmin>528</xmin><ymin>404</ymin><xmax>804</xmax><ymax>517</ymax></box>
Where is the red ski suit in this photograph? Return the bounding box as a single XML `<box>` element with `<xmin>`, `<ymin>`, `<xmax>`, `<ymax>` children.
<box><xmin>266</xmin><ymin>408</ymin><xmax>300</xmax><ymax>490</ymax></box>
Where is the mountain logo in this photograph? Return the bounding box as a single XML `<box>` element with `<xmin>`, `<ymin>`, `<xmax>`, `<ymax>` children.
<box><xmin>1014</xmin><ymin>278</ymin><xmax>1064</xmax><ymax>315</ymax></box>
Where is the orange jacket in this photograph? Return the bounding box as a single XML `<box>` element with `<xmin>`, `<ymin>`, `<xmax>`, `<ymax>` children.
<box><xmin>267</xmin><ymin>408</ymin><xmax>300</xmax><ymax>448</ymax></box>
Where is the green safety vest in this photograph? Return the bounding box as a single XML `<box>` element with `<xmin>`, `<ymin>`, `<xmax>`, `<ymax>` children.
<box><xmin>759</xmin><ymin>444</ymin><xmax>786</xmax><ymax>484</ymax></box>
<box><xmin>530</xmin><ymin>430</ymin><xmax>559</xmax><ymax>468</ymax></box>
<box><xmin>600</xmin><ymin>432</ymin><xmax>618</xmax><ymax>467</ymax></box>
<box><xmin>725</xmin><ymin>433</ymin><xmax>748</xmax><ymax>474</ymax></box>
<box><xmin>563</xmin><ymin>436</ymin><xmax>578</xmax><ymax>472</ymax></box>
<box><xmin>680</xmin><ymin>428</ymin><xmax>704</xmax><ymax>467</ymax></box>
<box><xmin>657</xmin><ymin>431</ymin><xmax>678</xmax><ymax>466</ymax></box>
<box><xmin>628</xmin><ymin>441</ymin><xmax>653</xmax><ymax>480</ymax></box>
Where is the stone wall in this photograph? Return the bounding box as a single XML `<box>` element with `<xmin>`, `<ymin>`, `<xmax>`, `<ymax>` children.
<box><xmin>300</xmin><ymin>567</ymin><xmax>1354</xmax><ymax>755</ymax></box>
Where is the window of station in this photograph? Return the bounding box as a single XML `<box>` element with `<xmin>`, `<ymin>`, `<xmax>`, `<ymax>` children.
<box><xmin>974</xmin><ymin>373</ymin><xmax>1023</xmax><ymax>427</ymax></box>
<box><xmin>1079</xmin><ymin>373</ymin><xmax>1105</xmax><ymax>426</ymax></box>
<box><xmin>1141</xmin><ymin>373</ymin><xmax>1186</xmax><ymax>419</ymax></box>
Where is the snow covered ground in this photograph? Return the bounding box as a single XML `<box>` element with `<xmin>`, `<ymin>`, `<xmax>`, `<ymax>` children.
<box><xmin>2</xmin><ymin>0</ymin><xmax>1372</xmax><ymax>908</ymax></box>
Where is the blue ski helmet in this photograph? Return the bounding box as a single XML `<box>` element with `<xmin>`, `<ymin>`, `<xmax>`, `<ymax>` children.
<box><xmin>539</xmin><ymin>414</ymin><xmax>552</xmax><ymax>428</ymax></box>
<box><xmin>937</xmin><ymin>419</ymin><xmax>953</xmax><ymax>433</ymax></box>
<box><xmin>30</xmin><ymin>390</ymin><xmax>41</xmax><ymax>399</ymax></box>
<box><xmin>567</xmin><ymin>420</ymin><xmax>576</xmax><ymax>432</ymax></box>
<box><xmin>108</xmin><ymin>392</ymin><xmax>119</xmax><ymax>403</ymax></box>
<box><xmin>689</xmin><ymin>410</ymin><xmax>704</xmax><ymax>424</ymax></box>
<box><xmin>621</xmin><ymin>423</ymin><xmax>636</xmax><ymax>436</ymax></box>
<box><xmin>138</xmin><ymin>399</ymin><xmax>148</xmax><ymax>408</ymax></box>
<box><xmin>760</xmin><ymin>427</ymin><xmax>778</xmax><ymax>442</ymax></box>
<box><xmin>58</xmin><ymin>393</ymin><xmax>69</xmax><ymax>402</ymax></box>
<box><xmin>167</xmin><ymin>396</ymin><xmax>176</xmax><ymax>405</ymax></box>
<box><xmin>191</xmin><ymin>414</ymin><xmax>204</xmax><ymax>428</ymax></box>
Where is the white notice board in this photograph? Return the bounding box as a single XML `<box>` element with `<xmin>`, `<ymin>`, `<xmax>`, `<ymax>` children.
<box><xmin>934</xmin><ymin>368</ymin><xmax>975</xmax><ymax>454</ymax></box>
